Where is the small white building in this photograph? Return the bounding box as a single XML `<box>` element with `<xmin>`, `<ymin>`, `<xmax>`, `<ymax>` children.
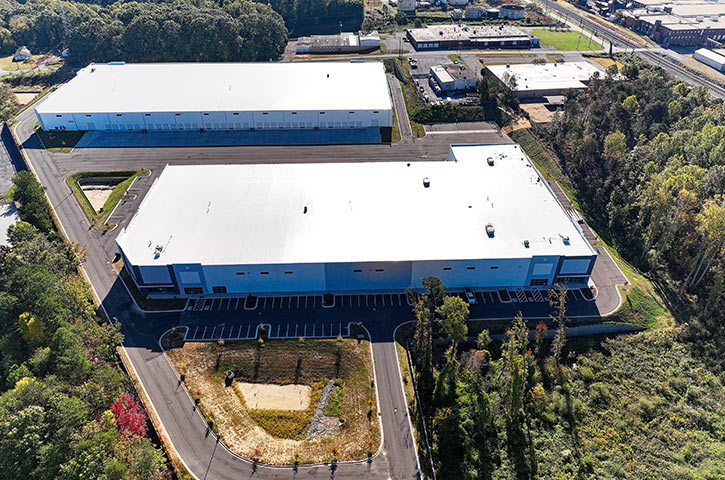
<box><xmin>116</xmin><ymin>144</ymin><xmax>596</xmax><ymax>298</ymax></box>
<box><xmin>693</xmin><ymin>48</ymin><xmax>725</xmax><ymax>72</ymax></box>
<box><xmin>500</xmin><ymin>4</ymin><xmax>525</xmax><ymax>20</ymax></box>
<box><xmin>35</xmin><ymin>62</ymin><xmax>392</xmax><ymax>132</ymax></box>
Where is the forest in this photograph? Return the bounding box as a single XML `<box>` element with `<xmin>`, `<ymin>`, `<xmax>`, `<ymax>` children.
<box><xmin>407</xmin><ymin>58</ymin><xmax>724</xmax><ymax>480</ymax></box>
<box><xmin>0</xmin><ymin>0</ymin><xmax>288</xmax><ymax>63</ymax></box>
<box><xmin>0</xmin><ymin>171</ymin><xmax>170</xmax><ymax>479</ymax></box>
<box><xmin>253</xmin><ymin>0</ymin><xmax>363</xmax><ymax>35</ymax></box>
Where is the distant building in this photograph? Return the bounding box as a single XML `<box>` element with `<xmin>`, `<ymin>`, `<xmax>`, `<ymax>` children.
<box><xmin>465</xmin><ymin>5</ymin><xmax>486</xmax><ymax>19</ymax></box>
<box><xmin>487</xmin><ymin>8</ymin><xmax>501</xmax><ymax>18</ymax></box>
<box><xmin>693</xmin><ymin>48</ymin><xmax>725</xmax><ymax>72</ymax></box>
<box><xmin>452</xmin><ymin>8</ymin><xmax>464</xmax><ymax>19</ymax></box>
<box><xmin>296</xmin><ymin>32</ymin><xmax>380</xmax><ymax>54</ymax></box>
<box><xmin>619</xmin><ymin>0</ymin><xmax>725</xmax><ymax>46</ymax></box>
<box><xmin>13</xmin><ymin>46</ymin><xmax>31</xmax><ymax>62</ymax></box>
<box><xmin>399</xmin><ymin>0</ymin><xmax>416</xmax><ymax>12</ymax></box>
<box><xmin>430</xmin><ymin>63</ymin><xmax>478</xmax><ymax>92</ymax></box>
<box><xmin>448</xmin><ymin>0</ymin><xmax>468</xmax><ymax>6</ymax></box>
<box><xmin>485</xmin><ymin>62</ymin><xmax>604</xmax><ymax>98</ymax></box>
<box><xmin>406</xmin><ymin>24</ymin><xmax>539</xmax><ymax>50</ymax></box>
<box><xmin>116</xmin><ymin>144</ymin><xmax>597</xmax><ymax>298</ymax></box>
<box><xmin>500</xmin><ymin>4</ymin><xmax>525</xmax><ymax>20</ymax></box>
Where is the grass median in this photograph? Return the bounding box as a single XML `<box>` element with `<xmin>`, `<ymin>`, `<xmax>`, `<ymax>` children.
<box><xmin>66</xmin><ymin>170</ymin><xmax>149</xmax><ymax>231</ymax></box>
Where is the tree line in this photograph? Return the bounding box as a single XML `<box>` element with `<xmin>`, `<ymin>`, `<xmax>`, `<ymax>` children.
<box><xmin>0</xmin><ymin>0</ymin><xmax>288</xmax><ymax>63</ymax></box>
<box><xmin>0</xmin><ymin>171</ymin><xmax>170</xmax><ymax>479</ymax></box>
<box><xmin>253</xmin><ymin>0</ymin><xmax>363</xmax><ymax>35</ymax></box>
<box><xmin>540</xmin><ymin>56</ymin><xmax>724</xmax><ymax>354</ymax></box>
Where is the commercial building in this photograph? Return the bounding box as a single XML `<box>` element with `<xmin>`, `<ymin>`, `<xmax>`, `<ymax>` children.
<box><xmin>399</xmin><ymin>0</ymin><xmax>416</xmax><ymax>12</ymax></box>
<box><xmin>693</xmin><ymin>48</ymin><xmax>725</xmax><ymax>71</ymax></box>
<box><xmin>448</xmin><ymin>0</ymin><xmax>469</xmax><ymax>6</ymax></box>
<box><xmin>116</xmin><ymin>144</ymin><xmax>596</xmax><ymax>298</ymax></box>
<box><xmin>35</xmin><ymin>62</ymin><xmax>392</xmax><ymax>132</ymax></box>
<box><xmin>406</xmin><ymin>24</ymin><xmax>540</xmax><ymax>50</ymax></box>
<box><xmin>430</xmin><ymin>63</ymin><xmax>478</xmax><ymax>92</ymax></box>
<box><xmin>465</xmin><ymin>5</ymin><xmax>486</xmax><ymax>19</ymax></box>
<box><xmin>296</xmin><ymin>31</ymin><xmax>380</xmax><ymax>54</ymax></box>
<box><xmin>486</xmin><ymin>62</ymin><xmax>603</xmax><ymax>98</ymax></box>
<box><xmin>620</xmin><ymin>1</ymin><xmax>725</xmax><ymax>46</ymax></box>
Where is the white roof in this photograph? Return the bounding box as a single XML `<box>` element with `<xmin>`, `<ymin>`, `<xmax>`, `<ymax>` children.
<box><xmin>116</xmin><ymin>144</ymin><xmax>594</xmax><ymax>267</ymax></box>
<box><xmin>36</xmin><ymin>62</ymin><xmax>392</xmax><ymax>114</ymax></box>
<box><xmin>694</xmin><ymin>48</ymin><xmax>725</xmax><ymax>64</ymax></box>
<box><xmin>487</xmin><ymin>62</ymin><xmax>602</xmax><ymax>93</ymax></box>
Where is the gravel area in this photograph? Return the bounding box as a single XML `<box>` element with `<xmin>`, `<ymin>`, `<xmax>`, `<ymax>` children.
<box><xmin>306</xmin><ymin>380</ymin><xmax>340</xmax><ymax>440</ymax></box>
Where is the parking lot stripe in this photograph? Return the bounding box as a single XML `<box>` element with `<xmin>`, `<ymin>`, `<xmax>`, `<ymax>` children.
<box><xmin>201</xmin><ymin>326</ymin><xmax>207</xmax><ymax>339</ymax></box>
<box><xmin>286</xmin><ymin>324</ymin><xmax>289</xmax><ymax>337</ymax></box>
<box><xmin>295</xmin><ymin>324</ymin><xmax>299</xmax><ymax>337</ymax></box>
<box><xmin>210</xmin><ymin>326</ymin><xmax>216</xmax><ymax>339</ymax></box>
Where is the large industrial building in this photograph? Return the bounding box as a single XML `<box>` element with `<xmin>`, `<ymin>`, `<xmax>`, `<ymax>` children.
<box><xmin>486</xmin><ymin>62</ymin><xmax>603</xmax><ymax>98</ymax></box>
<box><xmin>35</xmin><ymin>62</ymin><xmax>392</xmax><ymax>132</ymax></box>
<box><xmin>295</xmin><ymin>31</ymin><xmax>381</xmax><ymax>54</ymax></box>
<box><xmin>620</xmin><ymin>0</ymin><xmax>725</xmax><ymax>46</ymax></box>
<box><xmin>406</xmin><ymin>24</ymin><xmax>540</xmax><ymax>50</ymax></box>
<box><xmin>693</xmin><ymin>48</ymin><xmax>725</xmax><ymax>72</ymax></box>
<box><xmin>116</xmin><ymin>144</ymin><xmax>597</xmax><ymax>298</ymax></box>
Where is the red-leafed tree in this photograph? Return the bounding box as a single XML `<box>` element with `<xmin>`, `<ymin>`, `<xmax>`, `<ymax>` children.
<box><xmin>111</xmin><ymin>393</ymin><xmax>148</xmax><ymax>437</ymax></box>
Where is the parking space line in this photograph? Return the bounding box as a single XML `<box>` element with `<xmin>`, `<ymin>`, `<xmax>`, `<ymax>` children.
<box><xmin>209</xmin><ymin>326</ymin><xmax>216</xmax><ymax>339</ymax></box>
<box><xmin>296</xmin><ymin>296</ymin><xmax>300</xmax><ymax>309</ymax></box>
<box><xmin>312</xmin><ymin>296</ymin><xmax>317</xmax><ymax>308</ymax></box>
<box><xmin>286</xmin><ymin>324</ymin><xmax>290</xmax><ymax>337</ymax></box>
<box><xmin>304</xmin><ymin>324</ymin><xmax>307</xmax><ymax>337</ymax></box>
<box><xmin>237</xmin><ymin>325</ymin><xmax>243</xmax><ymax>338</ymax></box>
<box><xmin>295</xmin><ymin>324</ymin><xmax>299</xmax><ymax>337</ymax></box>
<box><xmin>201</xmin><ymin>326</ymin><xmax>207</xmax><ymax>339</ymax></box>
<box><xmin>235</xmin><ymin>298</ymin><xmax>240</xmax><ymax>310</ymax></box>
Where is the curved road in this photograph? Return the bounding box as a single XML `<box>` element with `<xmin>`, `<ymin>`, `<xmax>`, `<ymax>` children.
<box><xmin>13</xmin><ymin>106</ymin><xmax>421</xmax><ymax>480</ymax></box>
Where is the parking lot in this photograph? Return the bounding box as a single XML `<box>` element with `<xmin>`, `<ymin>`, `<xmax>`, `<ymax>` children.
<box><xmin>178</xmin><ymin>287</ymin><xmax>598</xmax><ymax>343</ymax></box>
<box><xmin>407</xmin><ymin>55</ymin><xmax>479</xmax><ymax>106</ymax></box>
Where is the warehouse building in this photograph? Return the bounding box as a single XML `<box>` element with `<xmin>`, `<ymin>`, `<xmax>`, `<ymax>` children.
<box><xmin>406</xmin><ymin>24</ymin><xmax>539</xmax><ymax>50</ymax></box>
<box><xmin>430</xmin><ymin>63</ymin><xmax>478</xmax><ymax>92</ymax></box>
<box><xmin>116</xmin><ymin>144</ymin><xmax>596</xmax><ymax>298</ymax></box>
<box><xmin>35</xmin><ymin>62</ymin><xmax>392</xmax><ymax>132</ymax></box>
<box><xmin>486</xmin><ymin>62</ymin><xmax>603</xmax><ymax>98</ymax></box>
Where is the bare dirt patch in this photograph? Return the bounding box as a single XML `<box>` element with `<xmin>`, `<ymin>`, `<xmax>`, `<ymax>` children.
<box><xmin>81</xmin><ymin>185</ymin><xmax>116</xmax><ymax>212</ymax></box>
<box><xmin>164</xmin><ymin>335</ymin><xmax>380</xmax><ymax>465</ymax></box>
<box><xmin>236</xmin><ymin>382</ymin><xmax>310</xmax><ymax>410</ymax></box>
<box><xmin>14</xmin><ymin>92</ymin><xmax>38</xmax><ymax>105</ymax></box>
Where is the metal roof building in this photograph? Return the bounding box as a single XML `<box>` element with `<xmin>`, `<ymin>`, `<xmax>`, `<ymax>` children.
<box><xmin>117</xmin><ymin>144</ymin><xmax>596</xmax><ymax>298</ymax></box>
<box><xmin>486</xmin><ymin>62</ymin><xmax>603</xmax><ymax>98</ymax></box>
<box><xmin>35</xmin><ymin>62</ymin><xmax>392</xmax><ymax>132</ymax></box>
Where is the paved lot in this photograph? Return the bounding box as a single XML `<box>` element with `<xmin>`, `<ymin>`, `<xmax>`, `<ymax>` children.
<box><xmin>76</xmin><ymin>127</ymin><xmax>383</xmax><ymax>148</ymax></box>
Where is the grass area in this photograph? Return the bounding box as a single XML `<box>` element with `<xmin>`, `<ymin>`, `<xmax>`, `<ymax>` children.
<box><xmin>36</xmin><ymin>128</ymin><xmax>85</xmax><ymax>153</ymax></box>
<box><xmin>0</xmin><ymin>54</ymin><xmax>43</xmax><ymax>72</ymax></box>
<box><xmin>447</xmin><ymin>54</ymin><xmax>462</xmax><ymax>63</ymax></box>
<box><xmin>164</xmin><ymin>336</ymin><xmax>380</xmax><ymax>465</ymax></box>
<box><xmin>323</xmin><ymin>382</ymin><xmax>344</xmax><ymax>417</ymax></box>
<box><xmin>532</xmin><ymin>29</ymin><xmax>603</xmax><ymax>51</ymax></box>
<box><xmin>391</xmin><ymin>108</ymin><xmax>402</xmax><ymax>143</ymax></box>
<box><xmin>546</xmin><ymin>53</ymin><xmax>565</xmax><ymax>62</ymax></box>
<box><xmin>114</xmin><ymin>259</ymin><xmax>188</xmax><ymax>311</ymax></box>
<box><xmin>3</xmin><ymin>184</ymin><xmax>16</xmax><ymax>203</ymax></box>
<box><xmin>586</xmin><ymin>55</ymin><xmax>624</xmax><ymax>70</ymax></box>
<box><xmin>66</xmin><ymin>170</ymin><xmax>148</xmax><ymax>231</ymax></box>
<box><xmin>398</xmin><ymin>78</ymin><xmax>426</xmax><ymax>138</ymax></box>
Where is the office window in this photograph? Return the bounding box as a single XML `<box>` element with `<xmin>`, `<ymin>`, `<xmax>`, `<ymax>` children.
<box><xmin>233</xmin><ymin>112</ymin><xmax>240</xmax><ymax>116</ymax></box>
<box><xmin>144</xmin><ymin>113</ymin><xmax>151</xmax><ymax>116</ymax></box>
<box><xmin>236</xmin><ymin>272</ymin><xmax>245</xmax><ymax>275</ymax></box>
<box><xmin>203</xmin><ymin>113</ymin><xmax>209</xmax><ymax>116</ymax></box>
<box><xmin>86</xmin><ymin>114</ymin><xmax>92</xmax><ymax>117</ymax></box>
<box><xmin>529</xmin><ymin>279</ymin><xmax>548</xmax><ymax>286</ymax></box>
<box><xmin>56</xmin><ymin>114</ymin><xmax>62</xmax><ymax>117</ymax></box>
<box><xmin>260</xmin><ymin>272</ymin><xmax>269</xmax><ymax>275</ymax></box>
<box><xmin>116</xmin><ymin>114</ymin><xmax>122</xmax><ymax>116</ymax></box>
<box><xmin>284</xmin><ymin>271</ymin><xmax>294</xmax><ymax>275</ymax></box>
<box><xmin>212</xmin><ymin>286</ymin><xmax>227</xmax><ymax>293</ymax></box>
<box><xmin>443</xmin><ymin>267</ymin><xmax>452</xmax><ymax>271</ymax></box>
<box><xmin>353</xmin><ymin>269</ymin><xmax>362</xmax><ymax>273</ymax></box>
<box><xmin>184</xmin><ymin>287</ymin><xmax>203</xmax><ymax>295</ymax></box>
<box><xmin>466</xmin><ymin>266</ymin><xmax>475</xmax><ymax>270</ymax></box>
<box><xmin>490</xmin><ymin>266</ymin><xmax>499</xmax><ymax>270</ymax></box>
<box><xmin>375</xmin><ymin>268</ymin><xmax>384</xmax><ymax>272</ymax></box>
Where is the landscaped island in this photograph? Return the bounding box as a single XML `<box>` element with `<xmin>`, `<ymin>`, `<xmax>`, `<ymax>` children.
<box><xmin>162</xmin><ymin>330</ymin><xmax>380</xmax><ymax>465</ymax></box>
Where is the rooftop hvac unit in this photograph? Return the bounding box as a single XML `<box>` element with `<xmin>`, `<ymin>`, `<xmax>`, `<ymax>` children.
<box><xmin>423</xmin><ymin>177</ymin><xmax>431</xmax><ymax>187</ymax></box>
<box><xmin>524</xmin><ymin>239</ymin><xmax>530</xmax><ymax>248</ymax></box>
<box><xmin>487</xmin><ymin>157</ymin><xmax>494</xmax><ymax>165</ymax></box>
<box><xmin>154</xmin><ymin>245</ymin><xmax>163</xmax><ymax>258</ymax></box>
<box><xmin>485</xmin><ymin>223</ymin><xmax>495</xmax><ymax>237</ymax></box>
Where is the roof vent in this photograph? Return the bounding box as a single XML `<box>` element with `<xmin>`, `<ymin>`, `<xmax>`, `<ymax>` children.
<box><xmin>303</xmin><ymin>206</ymin><xmax>308</xmax><ymax>214</ymax></box>
<box><xmin>485</xmin><ymin>223</ymin><xmax>495</xmax><ymax>237</ymax></box>
<box><xmin>423</xmin><ymin>177</ymin><xmax>430</xmax><ymax>188</ymax></box>
<box><xmin>524</xmin><ymin>239</ymin><xmax>530</xmax><ymax>248</ymax></box>
<box><xmin>487</xmin><ymin>157</ymin><xmax>494</xmax><ymax>166</ymax></box>
<box><xmin>154</xmin><ymin>245</ymin><xmax>163</xmax><ymax>258</ymax></box>
<box><xmin>561</xmin><ymin>235</ymin><xmax>570</xmax><ymax>245</ymax></box>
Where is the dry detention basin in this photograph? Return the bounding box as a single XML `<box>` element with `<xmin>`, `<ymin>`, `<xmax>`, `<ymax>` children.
<box><xmin>79</xmin><ymin>177</ymin><xmax>123</xmax><ymax>212</ymax></box>
<box><xmin>235</xmin><ymin>382</ymin><xmax>310</xmax><ymax>410</ymax></box>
